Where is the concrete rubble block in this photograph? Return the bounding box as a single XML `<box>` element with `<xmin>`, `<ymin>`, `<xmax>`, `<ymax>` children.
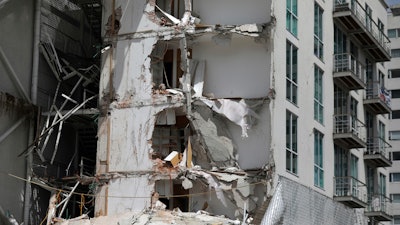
<box><xmin>182</xmin><ymin>177</ymin><xmax>193</xmax><ymax>189</ymax></box>
<box><xmin>190</xmin><ymin>103</ymin><xmax>237</xmax><ymax>168</ymax></box>
<box><xmin>236</xmin><ymin>24</ymin><xmax>263</xmax><ymax>33</ymax></box>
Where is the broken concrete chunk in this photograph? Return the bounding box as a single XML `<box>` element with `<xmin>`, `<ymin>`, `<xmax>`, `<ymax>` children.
<box><xmin>182</xmin><ymin>177</ymin><xmax>193</xmax><ymax>190</ymax></box>
<box><xmin>236</xmin><ymin>24</ymin><xmax>263</xmax><ymax>33</ymax></box>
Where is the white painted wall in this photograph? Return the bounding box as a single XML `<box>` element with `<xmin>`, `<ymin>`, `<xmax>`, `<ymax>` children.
<box><xmin>192</xmin><ymin>34</ymin><xmax>271</xmax><ymax>99</ymax></box>
<box><xmin>192</xmin><ymin>0</ymin><xmax>271</xmax><ymax>25</ymax></box>
<box><xmin>270</xmin><ymin>0</ymin><xmax>335</xmax><ymax>197</ymax></box>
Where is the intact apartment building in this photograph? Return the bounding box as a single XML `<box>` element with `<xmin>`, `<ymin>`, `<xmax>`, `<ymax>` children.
<box><xmin>387</xmin><ymin>4</ymin><xmax>400</xmax><ymax>225</ymax></box>
<box><xmin>0</xmin><ymin>0</ymin><xmax>395</xmax><ymax>224</ymax></box>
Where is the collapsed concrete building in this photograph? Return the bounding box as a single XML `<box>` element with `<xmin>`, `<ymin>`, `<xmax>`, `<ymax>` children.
<box><xmin>0</xmin><ymin>0</ymin><xmax>395</xmax><ymax>224</ymax></box>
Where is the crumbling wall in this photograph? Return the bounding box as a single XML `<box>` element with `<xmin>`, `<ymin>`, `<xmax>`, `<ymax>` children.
<box><xmin>97</xmin><ymin>0</ymin><xmax>275</xmax><ymax>220</ymax></box>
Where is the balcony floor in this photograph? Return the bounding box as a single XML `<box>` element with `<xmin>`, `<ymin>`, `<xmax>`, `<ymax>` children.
<box><xmin>334</xmin><ymin>196</ymin><xmax>367</xmax><ymax>208</ymax></box>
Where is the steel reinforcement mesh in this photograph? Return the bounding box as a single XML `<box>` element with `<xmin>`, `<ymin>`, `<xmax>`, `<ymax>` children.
<box><xmin>274</xmin><ymin>176</ymin><xmax>367</xmax><ymax>225</ymax></box>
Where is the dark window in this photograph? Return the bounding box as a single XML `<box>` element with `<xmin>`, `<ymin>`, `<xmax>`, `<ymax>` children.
<box><xmin>392</xmin><ymin>90</ymin><xmax>400</xmax><ymax>98</ymax></box>
<box><xmin>392</xmin><ymin>49</ymin><xmax>400</xmax><ymax>58</ymax></box>
<box><xmin>392</xmin><ymin>110</ymin><xmax>400</xmax><ymax>119</ymax></box>
<box><xmin>390</xmin><ymin>69</ymin><xmax>400</xmax><ymax>78</ymax></box>
<box><xmin>392</xmin><ymin>152</ymin><xmax>400</xmax><ymax>161</ymax></box>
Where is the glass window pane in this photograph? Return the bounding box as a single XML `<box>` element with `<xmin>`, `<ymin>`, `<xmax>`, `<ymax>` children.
<box><xmin>393</xmin><ymin>152</ymin><xmax>400</xmax><ymax>160</ymax></box>
<box><xmin>392</xmin><ymin>90</ymin><xmax>400</xmax><ymax>98</ymax></box>
<box><xmin>388</xmin><ymin>29</ymin><xmax>397</xmax><ymax>38</ymax></box>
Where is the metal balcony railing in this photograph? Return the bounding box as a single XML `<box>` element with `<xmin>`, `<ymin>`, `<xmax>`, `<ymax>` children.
<box><xmin>365</xmin><ymin>81</ymin><xmax>391</xmax><ymax>107</ymax></box>
<box><xmin>366</xmin><ymin>137</ymin><xmax>391</xmax><ymax>159</ymax></box>
<box><xmin>334</xmin><ymin>176</ymin><xmax>368</xmax><ymax>203</ymax></box>
<box><xmin>366</xmin><ymin>194</ymin><xmax>392</xmax><ymax>216</ymax></box>
<box><xmin>333</xmin><ymin>114</ymin><xmax>367</xmax><ymax>141</ymax></box>
<box><xmin>334</xmin><ymin>53</ymin><xmax>366</xmax><ymax>82</ymax></box>
<box><xmin>333</xmin><ymin>0</ymin><xmax>391</xmax><ymax>56</ymax></box>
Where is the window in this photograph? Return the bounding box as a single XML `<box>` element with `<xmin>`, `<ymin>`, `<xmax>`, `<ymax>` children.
<box><xmin>390</xmin><ymin>173</ymin><xmax>400</xmax><ymax>182</ymax></box>
<box><xmin>390</xmin><ymin>69</ymin><xmax>400</xmax><ymax>78</ymax></box>
<box><xmin>334</xmin><ymin>25</ymin><xmax>347</xmax><ymax>54</ymax></box>
<box><xmin>350</xmin><ymin>154</ymin><xmax>358</xmax><ymax>179</ymax></box>
<box><xmin>314</xmin><ymin>130</ymin><xmax>324</xmax><ymax>188</ymax></box>
<box><xmin>286</xmin><ymin>0</ymin><xmax>298</xmax><ymax>36</ymax></box>
<box><xmin>286</xmin><ymin>110</ymin><xmax>298</xmax><ymax>174</ymax></box>
<box><xmin>391</xmin><ymin>151</ymin><xmax>400</xmax><ymax>161</ymax></box>
<box><xmin>392</xmin><ymin>90</ymin><xmax>400</xmax><ymax>98</ymax></box>
<box><xmin>314</xmin><ymin>66</ymin><xmax>323</xmax><ymax>124</ymax></box>
<box><xmin>379</xmin><ymin>173</ymin><xmax>386</xmax><ymax>196</ymax></box>
<box><xmin>365</xmin><ymin>4</ymin><xmax>372</xmax><ymax>32</ymax></box>
<box><xmin>392</xmin><ymin>49</ymin><xmax>400</xmax><ymax>58</ymax></box>
<box><xmin>395</xmin><ymin>215</ymin><xmax>400</xmax><ymax>224</ymax></box>
<box><xmin>390</xmin><ymin>131</ymin><xmax>400</xmax><ymax>140</ymax></box>
<box><xmin>388</xmin><ymin>28</ymin><xmax>400</xmax><ymax>38</ymax></box>
<box><xmin>334</xmin><ymin>145</ymin><xmax>348</xmax><ymax>177</ymax></box>
<box><xmin>391</xmin><ymin>110</ymin><xmax>400</xmax><ymax>119</ymax></box>
<box><xmin>391</xmin><ymin>194</ymin><xmax>400</xmax><ymax>203</ymax></box>
<box><xmin>314</xmin><ymin>3</ymin><xmax>323</xmax><ymax>60</ymax></box>
<box><xmin>378</xmin><ymin>19</ymin><xmax>384</xmax><ymax>43</ymax></box>
<box><xmin>286</xmin><ymin>41</ymin><xmax>298</xmax><ymax>104</ymax></box>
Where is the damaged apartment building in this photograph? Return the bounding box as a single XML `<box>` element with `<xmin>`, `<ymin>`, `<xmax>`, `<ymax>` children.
<box><xmin>0</xmin><ymin>0</ymin><xmax>396</xmax><ymax>224</ymax></box>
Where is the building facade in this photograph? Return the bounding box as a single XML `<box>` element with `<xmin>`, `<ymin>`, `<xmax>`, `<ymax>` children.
<box><xmin>387</xmin><ymin>5</ymin><xmax>400</xmax><ymax>225</ymax></box>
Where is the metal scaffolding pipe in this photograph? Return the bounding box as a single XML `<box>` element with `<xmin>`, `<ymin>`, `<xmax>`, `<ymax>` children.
<box><xmin>0</xmin><ymin>46</ymin><xmax>31</xmax><ymax>103</ymax></box>
<box><xmin>0</xmin><ymin>116</ymin><xmax>27</xmax><ymax>144</ymax></box>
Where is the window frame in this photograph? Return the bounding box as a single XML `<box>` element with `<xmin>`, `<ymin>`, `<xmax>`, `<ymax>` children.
<box><xmin>314</xmin><ymin>129</ymin><xmax>324</xmax><ymax>188</ymax></box>
<box><xmin>314</xmin><ymin>65</ymin><xmax>324</xmax><ymax>124</ymax></box>
<box><xmin>286</xmin><ymin>0</ymin><xmax>298</xmax><ymax>36</ymax></box>
<box><xmin>314</xmin><ymin>3</ymin><xmax>324</xmax><ymax>60</ymax></box>
<box><xmin>392</xmin><ymin>49</ymin><xmax>400</xmax><ymax>58</ymax></box>
<box><xmin>286</xmin><ymin>110</ymin><xmax>298</xmax><ymax>175</ymax></box>
<box><xmin>390</xmin><ymin>173</ymin><xmax>400</xmax><ymax>182</ymax></box>
<box><xmin>286</xmin><ymin>41</ymin><xmax>298</xmax><ymax>104</ymax></box>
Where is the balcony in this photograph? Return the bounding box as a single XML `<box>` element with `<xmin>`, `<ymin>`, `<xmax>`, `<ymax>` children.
<box><xmin>364</xmin><ymin>137</ymin><xmax>392</xmax><ymax>167</ymax></box>
<box><xmin>365</xmin><ymin>194</ymin><xmax>393</xmax><ymax>221</ymax></box>
<box><xmin>334</xmin><ymin>176</ymin><xmax>368</xmax><ymax>208</ymax></box>
<box><xmin>333</xmin><ymin>0</ymin><xmax>390</xmax><ymax>62</ymax></box>
<box><xmin>333</xmin><ymin>114</ymin><xmax>367</xmax><ymax>148</ymax></box>
<box><xmin>333</xmin><ymin>53</ymin><xmax>366</xmax><ymax>90</ymax></box>
<box><xmin>364</xmin><ymin>82</ymin><xmax>391</xmax><ymax>114</ymax></box>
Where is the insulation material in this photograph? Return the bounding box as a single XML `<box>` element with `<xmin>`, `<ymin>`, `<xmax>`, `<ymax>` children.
<box><xmin>190</xmin><ymin>103</ymin><xmax>237</xmax><ymax>168</ymax></box>
<box><xmin>200</xmin><ymin>98</ymin><xmax>259</xmax><ymax>138</ymax></box>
